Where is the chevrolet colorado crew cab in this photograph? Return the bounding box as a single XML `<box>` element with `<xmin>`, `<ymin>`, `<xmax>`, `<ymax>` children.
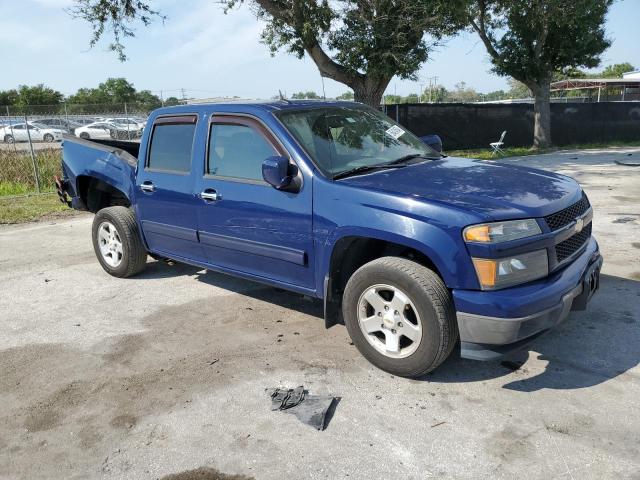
<box><xmin>57</xmin><ymin>101</ymin><xmax>602</xmax><ymax>377</ymax></box>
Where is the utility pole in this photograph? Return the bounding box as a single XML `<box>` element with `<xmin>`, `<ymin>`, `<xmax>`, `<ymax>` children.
<box><xmin>160</xmin><ymin>90</ymin><xmax>164</xmax><ymax>106</ymax></box>
<box><xmin>181</xmin><ymin>88</ymin><xmax>187</xmax><ymax>103</ymax></box>
<box><xmin>426</xmin><ymin>76</ymin><xmax>438</xmax><ymax>103</ymax></box>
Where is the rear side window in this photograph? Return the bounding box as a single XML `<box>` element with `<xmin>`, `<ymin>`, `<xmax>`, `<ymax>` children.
<box><xmin>207</xmin><ymin>123</ymin><xmax>277</xmax><ymax>181</ymax></box>
<box><xmin>148</xmin><ymin>116</ymin><xmax>197</xmax><ymax>173</ymax></box>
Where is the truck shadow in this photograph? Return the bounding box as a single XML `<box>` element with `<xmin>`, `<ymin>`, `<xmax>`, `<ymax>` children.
<box><xmin>426</xmin><ymin>273</ymin><xmax>640</xmax><ymax>391</ymax></box>
<box><xmin>137</xmin><ymin>259</ymin><xmax>326</xmax><ymax>319</ymax></box>
<box><xmin>139</xmin><ymin>262</ymin><xmax>639</xmax><ymax>391</ymax></box>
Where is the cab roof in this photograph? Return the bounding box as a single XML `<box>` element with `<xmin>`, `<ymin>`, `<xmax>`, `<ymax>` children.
<box><xmin>151</xmin><ymin>100</ymin><xmax>364</xmax><ymax>117</ymax></box>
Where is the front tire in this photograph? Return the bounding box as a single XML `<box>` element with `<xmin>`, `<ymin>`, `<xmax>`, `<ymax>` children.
<box><xmin>43</xmin><ymin>133</ymin><xmax>54</xmax><ymax>142</ymax></box>
<box><xmin>342</xmin><ymin>257</ymin><xmax>458</xmax><ymax>378</ymax></box>
<box><xmin>79</xmin><ymin>132</ymin><xmax>90</xmax><ymax>139</ymax></box>
<box><xmin>92</xmin><ymin>206</ymin><xmax>147</xmax><ymax>278</ymax></box>
<box><xmin>4</xmin><ymin>135</ymin><xmax>14</xmax><ymax>144</ymax></box>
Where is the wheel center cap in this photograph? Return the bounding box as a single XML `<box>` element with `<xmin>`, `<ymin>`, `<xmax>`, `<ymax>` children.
<box><xmin>382</xmin><ymin>313</ymin><xmax>395</xmax><ymax>328</ymax></box>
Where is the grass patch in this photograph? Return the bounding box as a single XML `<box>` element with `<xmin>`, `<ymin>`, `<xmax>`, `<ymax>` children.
<box><xmin>0</xmin><ymin>193</ymin><xmax>79</xmax><ymax>224</ymax></box>
<box><xmin>447</xmin><ymin>141</ymin><xmax>640</xmax><ymax>160</ymax></box>
<box><xmin>0</xmin><ymin>148</ymin><xmax>62</xmax><ymax>196</ymax></box>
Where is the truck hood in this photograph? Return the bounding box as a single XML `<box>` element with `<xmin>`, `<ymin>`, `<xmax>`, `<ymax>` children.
<box><xmin>339</xmin><ymin>157</ymin><xmax>582</xmax><ymax>220</ymax></box>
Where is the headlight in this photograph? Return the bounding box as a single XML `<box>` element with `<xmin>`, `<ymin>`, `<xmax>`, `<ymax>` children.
<box><xmin>472</xmin><ymin>249</ymin><xmax>548</xmax><ymax>290</ymax></box>
<box><xmin>464</xmin><ymin>219</ymin><xmax>541</xmax><ymax>243</ymax></box>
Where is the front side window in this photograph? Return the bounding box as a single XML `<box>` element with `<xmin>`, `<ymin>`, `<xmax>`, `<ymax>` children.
<box><xmin>207</xmin><ymin>123</ymin><xmax>277</xmax><ymax>181</ymax></box>
<box><xmin>276</xmin><ymin>105</ymin><xmax>439</xmax><ymax>178</ymax></box>
<box><xmin>147</xmin><ymin>118</ymin><xmax>196</xmax><ymax>173</ymax></box>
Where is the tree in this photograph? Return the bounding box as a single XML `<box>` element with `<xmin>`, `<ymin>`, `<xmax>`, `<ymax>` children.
<box><xmin>599</xmin><ymin>62</ymin><xmax>635</xmax><ymax>78</ymax></box>
<box><xmin>0</xmin><ymin>89</ymin><xmax>19</xmax><ymax>106</ymax></box>
<box><xmin>469</xmin><ymin>0</ymin><xmax>612</xmax><ymax>148</ymax></box>
<box><xmin>291</xmin><ymin>91</ymin><xmax>320</xmax><ymax>99</ymax></box>
<box><xmin>163</xmin><ymin>96</ymin><xmax>182</xmax><ymax>106</ymax></box>
<box><xmin>450</xmin><ymin>81</ymin><xmax>480</xmax><ymax>102</ymax></box>
<box><xmin>135</xmin><ymin>89</ymin><xmax>162</xmax><ymax>107</ymax></box>
<box><xmin>67</xmin><ymin>77</ymin><xmax>142</xmax><ymax>105</ymax></box>
<box><xmin>15</xmin><ymin>84</ymin><xmax>64</xmax><ymax>107</ymax></box>
<box><xmin>336</xmin><ymin>91</ymin><xmax>354</xmax><ymax>101</ymax></box>
<box><xmin>71</xmin><ymin>0</ymin><xmax>469</xmax><ymax>107</ymax></box>
<box><xmin>97</xmin><ymin>77</ymin><xmax>137</xmax><ymax>104</ymax></box>
<box><xmin>506</xmin><ymin>79</ymin><xmax>531</xmax><ymax>99</ymax></box>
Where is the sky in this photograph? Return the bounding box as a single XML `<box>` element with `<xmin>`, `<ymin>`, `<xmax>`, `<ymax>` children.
<box><xmin>1</xmin><ymin>0</ymin><xmax>638</xmax><ymax>101</ymax></box>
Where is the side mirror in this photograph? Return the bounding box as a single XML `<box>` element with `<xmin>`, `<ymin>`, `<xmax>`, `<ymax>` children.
<box><xmin>262</xmin><ymin>156</ymin><xmax>293</xmax><ymax>189</ymax></box>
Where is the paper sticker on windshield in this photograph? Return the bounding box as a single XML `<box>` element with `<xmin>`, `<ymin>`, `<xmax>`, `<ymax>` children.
<box><xmin>385</xmin><ymin>125</ymin><xmax>405</xmax><ymax>139</ymax></box>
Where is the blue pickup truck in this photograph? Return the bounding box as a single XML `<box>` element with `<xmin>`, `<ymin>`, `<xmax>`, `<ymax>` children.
<box><xmin>56</xmin><ymin>100</ymin><xmax>602</xmax><ymax>377</ymax></box>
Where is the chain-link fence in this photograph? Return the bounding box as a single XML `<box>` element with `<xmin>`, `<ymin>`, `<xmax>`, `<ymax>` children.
<box><xmin>0</xmin><ymin>103</ymin><xmax>154</xmax><ymax>197</ymax></box>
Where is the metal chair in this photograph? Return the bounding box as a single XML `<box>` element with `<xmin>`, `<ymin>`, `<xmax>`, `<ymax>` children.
<box><xmin>490</xmin><ymin>130</ymin><xmax>507</xmax><ymax>157</ymax></box>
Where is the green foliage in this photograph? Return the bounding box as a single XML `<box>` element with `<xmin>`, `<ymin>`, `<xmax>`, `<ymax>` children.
<box><xmin>291</xmin><ymin>91</ymin><xmax>321</xmax><ymax>99</ymax></box>
<box><xmin>0</xmin><ymin>85</ymin><xmax>64</xmax><ymax>108</ymax></box>
<box><xmin>66</xmin><ymin>77</ymin><xmax>161</xmax><ymax>108</ymax></box>
<box><xmin>506</xmin><ymin>78</ymin><xmax>530</xmax><ymax>98</ymax></box>
<box><xmin>470</xmin><ymin>0</ymin><xmax>613</xmax><ymax>87</ymax></box>
<box><xmin>70</xmin><ymin>0</ymin><xmax>165</xmax><ymax>61</ymax></box>
<box><xmin>71</xmin><ymin>0</ymin><xmax>470</xmax><ymax>106</ymax></box>
<box><xmin>599</xmin><ymin>62</ymin><xmax>635</xmax><ymax>78</ymax></box>
<box><xmin>253</xmin><ymin>1</ymin><xmax>469</xmax><ymax>83</ymax></box>
<box><xmin>164</xmin><ymin>97</ymin><xmax>182</xmax><ymax>106</ymax></box>
<box><xmin>336</xmin><ymin>91</ymin><xmax>354</xmax><ymax>101</ymax></box>
<box><xmin>470</xmin><ymin>0</ymin><xmax>613</xmax><ymax>147</ymax></box>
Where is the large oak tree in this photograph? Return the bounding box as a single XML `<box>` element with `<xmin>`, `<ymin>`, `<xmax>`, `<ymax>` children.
<box><xmin>70</xmin><ymin>0</ymin><xmax>468</xmax><ymax>107</ymax></box>
<box><xmin>469</xmin><ymin>0</ymin><xmax>612</xmax><ymax>148</ymax></box>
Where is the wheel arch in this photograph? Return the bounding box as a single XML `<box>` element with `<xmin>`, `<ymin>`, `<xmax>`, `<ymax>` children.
<box><xmin>77</xmin><ymin>175</ymin><xmax>131</xmax><ymax>213</ymax></box>
<box><xmin>323</xmin><ymin>231</ymin><xmax>451</xmax><ymax>328</ymax></box>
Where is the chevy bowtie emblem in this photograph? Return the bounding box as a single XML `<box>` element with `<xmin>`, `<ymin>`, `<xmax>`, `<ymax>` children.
<box><xmin>575</xmin><ymin>218</ymin><xmax>584</xmax><ymax>233</ymax></box>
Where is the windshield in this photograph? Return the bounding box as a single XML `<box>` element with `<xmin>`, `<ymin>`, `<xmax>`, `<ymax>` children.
<box><xmin>276</xmin><ymin>105</ymin><xmax>439</xmax><ymax>178</ymax></box>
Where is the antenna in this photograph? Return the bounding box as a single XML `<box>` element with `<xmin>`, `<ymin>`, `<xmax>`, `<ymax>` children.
<box><xmin>278</xmin><ymin>90</ymin><xmax>291</xmax><ymax>104</ymax></box>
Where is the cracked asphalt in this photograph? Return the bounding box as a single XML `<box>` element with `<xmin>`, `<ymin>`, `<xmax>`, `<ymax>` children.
<box><xmin>1</xmin><ymin>147</ymin><xmax>639</xmax><ymax>479</ymax></box>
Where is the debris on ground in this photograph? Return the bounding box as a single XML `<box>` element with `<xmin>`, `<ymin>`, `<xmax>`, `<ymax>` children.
<box><xmin>613</xmin><ymin>217</ymin><xmax>636</xmax><ymax>224</ymax></box>
<box><xmin>267</xmin><ymin>386</ymin><xmax>338</xmax><ymax>430</ymax></box>
<box><xmin>614</xmin><ymin>158</ymin><xmax>640</xmax><ymax>166</ymax></box>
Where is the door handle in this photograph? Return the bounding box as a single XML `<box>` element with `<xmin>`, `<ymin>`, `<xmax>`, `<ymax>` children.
<box><xmin>140</xmin><ymin>181</ymin><xmax>155</xmax><ymax>192</ymax></box>
<box><xmin>199</xmin><ymin>189</ymin><xmax>221</xmax><ymax>202</ymax></box>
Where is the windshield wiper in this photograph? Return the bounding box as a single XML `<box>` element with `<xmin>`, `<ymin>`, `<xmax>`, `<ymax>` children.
<box><xmin>387</xmin><ymin>153</ymin><xmax>442</xmax><ymax>165</ymax></box>
<box><xmin>333</xmin><ymin>163</ymin><xmax>407</xmax><ymax>180</ymax></box>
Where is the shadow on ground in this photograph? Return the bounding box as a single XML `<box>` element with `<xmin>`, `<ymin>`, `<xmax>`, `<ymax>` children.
<box><xmin>138</xmin><ymin>261</ymin><xmax>640</xmax><ymax>391</ymax></box>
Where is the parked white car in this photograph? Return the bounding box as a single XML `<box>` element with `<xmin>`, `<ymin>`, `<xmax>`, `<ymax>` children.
<box><xmin>104</xmin><ymin>117</ymin><xmax>145</xmax><ymax>130</ymax></box>
<box><xmin>74</xmin><ymin>122</ymin><xmax>117</xmax><ymax>140</ymax></box>
<box><xmin>1</xmin><ymin>122</ymin><xmax>64</xmax><ymax>143</ymax></box>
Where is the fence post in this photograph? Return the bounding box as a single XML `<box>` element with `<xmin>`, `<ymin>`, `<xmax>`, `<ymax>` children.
<box><xmin>124</xmin><ymin>102</ymin><xmax>131</xmax><ymax>139</ymax></box>
<box><xmin>64</xmin><ymin>101</ymin><xmax>70</xmax><ymax>128</ymax></box>
<box><xmin>6</xmin><ymin>106</ymin><xmax>18</xmax><ymax>153</ymax></box>
<box><xmin>24</xmin><ymin>114</ymin><xmax>41</xmax><ymax>193</ymax></box>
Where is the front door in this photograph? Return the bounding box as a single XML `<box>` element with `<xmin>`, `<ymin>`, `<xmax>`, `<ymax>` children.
<box><xmin>135</xmin><ymin>114</ymin><xmax>205</xmax><ymax>263</ymax></box>
<box><xmin>195</xmin><ymin>114</ymin><xmax>315</xmax><ymax>292</ymax></box>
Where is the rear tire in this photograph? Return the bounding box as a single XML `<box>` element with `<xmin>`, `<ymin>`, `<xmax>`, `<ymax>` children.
<box><xmin>92</xmin><ymin>206</ymin><xmax>147</xmax><ymax>278</ymax></box>
<box><xmin>4</xmin><ymin>135</ymin><xmax>14</xmax><ymax>144</ymax></box>
<box><xmin>43</xmin><ymin>133</ymin><xmax>54</xmax><ymax>142</ymax></box>
<box><xmin>79</xmin><ymin>132</ymin><xmax>90</xmax><ymax>139</ymax></box>
<box><xmin>342</xmin><ymin>257</ymin><xmax>458</xmax><ymax>378</ymax></box>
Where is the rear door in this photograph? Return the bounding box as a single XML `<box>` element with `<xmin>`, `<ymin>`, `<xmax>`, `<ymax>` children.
<box><xmin>135</xmin><ymin>114</ymin><xmax>206</xmax><ymax>263</ymax></box>
<box><xmin>194</xmin><ymin>114</ymin><xmax>315</xmax><ymax>291</ymax></box>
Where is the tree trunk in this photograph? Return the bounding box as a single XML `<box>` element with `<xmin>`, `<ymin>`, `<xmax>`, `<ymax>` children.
<box><xmin>352</xmin><ymin>77</ymin><xmax>391</xmax><ymax>108</ymax></box>
<box><xmin>530</xmin><ymin>81</ymin><xmax>552</xmax><ymax>149</ymax></box>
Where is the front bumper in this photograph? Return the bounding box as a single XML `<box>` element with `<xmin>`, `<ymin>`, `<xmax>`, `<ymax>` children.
<box><xmin>454</xmin><ymin>237</ymin><xmax>602</xmax><ymax>360</ymax></box>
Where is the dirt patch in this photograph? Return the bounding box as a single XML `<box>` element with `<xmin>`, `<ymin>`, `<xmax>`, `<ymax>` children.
<box><xmin>160</xmin><ymin>467</ymin><xmax>254</xmax><ymax>480</ymax></box>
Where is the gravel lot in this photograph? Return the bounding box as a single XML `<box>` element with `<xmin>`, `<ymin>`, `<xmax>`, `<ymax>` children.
<box><xmin>1</xmin><ymin>148</ymin><xmax>639</xmax><ymax>480</ymax></box>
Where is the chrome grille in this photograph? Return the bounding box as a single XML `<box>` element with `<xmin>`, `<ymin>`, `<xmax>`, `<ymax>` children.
<box><xmin>556</xmin><ymin>222</ymin><xmax>592</xmax><ymax>263</ymax></box>
<box><xmin>545</xmin><ymin>193</ymin><xmax>590</xmax><ymax>231</ymax></box>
